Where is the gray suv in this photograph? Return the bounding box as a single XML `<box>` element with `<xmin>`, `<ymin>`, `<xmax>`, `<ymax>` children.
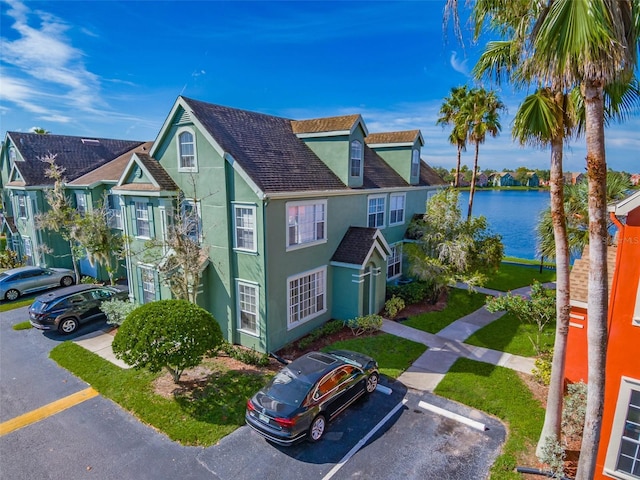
<box><xmin>29</xmin><ymin>284</ymin><xmax>129</xmax><ymax>334</ymax></box>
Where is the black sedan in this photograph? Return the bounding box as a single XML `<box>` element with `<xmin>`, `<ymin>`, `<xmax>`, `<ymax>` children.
<box><xmin>29</xmin><ymin>284</ymin><xmax>129</xmax><ymax>334</ymax></box>
<box><xmin>246</xmin><ymin>350</ymin><xmax>379</xmax><ymax>446</ymax></box>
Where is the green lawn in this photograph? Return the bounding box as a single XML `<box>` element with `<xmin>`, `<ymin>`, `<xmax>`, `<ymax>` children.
<box><xmin>321</xmin><ymin>333</ymin><xmax>427</xmax><ymax>379</ymax></box>
<box><xmin>50</xmin><ymin>342</ymin><xmax>272</xmax><ymax>446</ymax></box>
<box><xmin>0</xmin><ymin>297</ymin><xmax>34</xmax><ymax>312</ymax></box>
<box><xmin>12</xmin><ymin>321</ymin><xmax>32</xmax><ymax>330</ymax></box>
<box><xmin>401</xmin><ymin>289</ymin><xmax>487</xmax><ymax>333</ymax></box>
<box><xmin>435</xmin><ymin>358</ymin><xmax>545</xmax><ymax>480</ymax></box>
<box><xmin>464</xmin><ymin>311</ymin><xmax>555</xmax><ymax>357</ymax></box>
<box><xmin>484</xmin><ymin>263</ymin><xmax>556</xmax><ymax>292</ymax></box>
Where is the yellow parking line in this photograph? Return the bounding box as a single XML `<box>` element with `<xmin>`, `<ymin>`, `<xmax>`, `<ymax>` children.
<box><xmin>0</xmin><ymin>387</ymin><xmax>99</xmax><ymax>437</ymax></box>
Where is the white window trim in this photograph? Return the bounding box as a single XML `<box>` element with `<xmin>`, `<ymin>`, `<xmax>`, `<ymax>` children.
<box><xmin>367</xmin><ymin>194</ymin><xmax>386</xmax><ymax>229</ymax></box>
<box><xmin>233</xmin><ymin>203</ymin><xmax>257</xmax><ymax>253</ymax></box>
<box><xmin>139</xmin><ymin>264</ymin><xmax>157</xmax><ymax>304</ymax></box>
<box><xmin>236</xmin><ymin>280</ymin><xmax>260</xmax><ymax>337</ymax></box>
<box><xmin>287</xmin><ymin>266</ymin><xmax>327</xmax><ymax>330</ymax></box>
<box><xmin>75</xmin><ymin>192</ymin><xmax>87</xmax><ymax>215</ymax></box>
<box><xmin>286</xmin><ymin>199</ymin><xmax>328</xmax><ymax>251</ymax></box>
<box><xmin>176</xmin><ymin>127</ymin><xmax>198</xmax><ymax>173</ymax></box>
<box><xmin>604</xmin><ymin>376</ymin><xmax>640</xmax><ymax>479</ymax></box>
<box><xmin>350</xmin><ymin>140</ymin><xmax>363</xmax><ymax>177</ymax></box>
<box><xmin>633</xmin><ymin>281</ymin><xmax>640</xmax><ymax>326</ymax></box>
<box><xmin>107</xmin><ymin>193</ymin><xmax>123</xmax><ymax>230</ymax></box>
<box><xmin>17</xmin><ymin>195</ymin><xmax>27</xmax><ymax>219</ymax></box>
<box><xmin>411</xmin><ymin>149</ymin><xmax>420</xmax><ymax>177</ymax></box>
<box><xmin>387</xmin><ymin>243</ymin><xmax>402</xmax><ymax>280</ymax></box>
<box><xmin>134</xmin><ymin>201</ymin><xmax>151</xmax><ymax>239</ymax></box>
<box><xmin>181</xmin><ymin>198</ymin><xmax>203</xmax><ymax>244</ymax></box>
<box><xmin>389</xmin><ymin>193</ymin><xmax>406</xmax><ymax>226</ymax></box>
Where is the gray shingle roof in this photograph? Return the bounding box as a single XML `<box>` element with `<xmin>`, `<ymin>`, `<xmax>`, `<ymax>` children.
<box><xmin>136</xmin><ymin>153</ymin><xmax>179</xmax><ymax>191</ymax></box>
<box><xmin>183</xmin><ymin>97</ymin><xmax>347</xmax><ymax>193</ymax></box>
<box><xmin>6</xmin><ymin>132</ymin><xmax>146</xmax><ymax>186</ymax></box>
<box><xmin>331</xmin><ymin>227</ymin><xmax>381</xmax><ymax>265</ymax></box>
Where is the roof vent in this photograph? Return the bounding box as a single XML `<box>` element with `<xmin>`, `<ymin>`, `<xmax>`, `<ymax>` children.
<box><xmin>81</xmin><ymin>138</ymin><xmax>100</xmax><ymax>145</ymax></box>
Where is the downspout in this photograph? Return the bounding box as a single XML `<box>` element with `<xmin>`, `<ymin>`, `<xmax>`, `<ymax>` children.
<box><xmin>262</xmin><ymin>197</ymin><xmax>269</xmax><ymax>354</ymax></box>
<box><xmin>608</xmin><ymin>211</ymin><xmax>625</xmax><ymax>331</ymax></box>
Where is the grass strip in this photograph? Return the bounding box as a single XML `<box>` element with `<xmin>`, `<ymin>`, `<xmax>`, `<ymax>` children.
<box><xmin>321</xmin><ymin>333</ymin><xmax>426</xmax><ymax>379</ymax></box>
<box><xmin>12</xmin><ymin>321</ymin><xmax>32</xmax><ymax>330</ymax></box>
<box><xmin>0</xmin><ymin>298</ymin><xmax>34</xmax><ymax>312</ymax></box>
<box><xmin>401</xmin><ymin>289</ymin><xmax>487</xmax><ymax>334</ymax></box>
<box><xmin>484</xmin><ymin>263</ymin><xmax>556</xmax><ymax>292</ymax></box>
<box><xmin>465</xmin><ymin>312</ymin><xmax>555</xmax><ymax>357</ymax></box>
<box><xmin>435</xmin><ymin>358</ymin><xmax>544</xmax><ymax>480</ymax></box>
<box><xmin>50</xmin><ymin>342</ymin><xmax>272</xmax><ymax>446</ymax></box>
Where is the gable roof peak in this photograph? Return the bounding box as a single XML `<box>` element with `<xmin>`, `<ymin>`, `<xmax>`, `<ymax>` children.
<box><xmin>365</xmin><ymin>130</ymin><xmax>423</xmax><ymax>147</ymax></box>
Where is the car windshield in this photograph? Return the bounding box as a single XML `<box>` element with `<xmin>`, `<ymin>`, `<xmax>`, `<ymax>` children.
<box><xmin>265</xmin><ymin>369</ymin><xmax>313</xmax><ymax>406</ymax></box>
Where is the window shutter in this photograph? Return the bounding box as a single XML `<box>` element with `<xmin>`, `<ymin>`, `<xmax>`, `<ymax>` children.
<box><xmin>130</xmin><ymin>202</ymin><xmax>138</xmax><ymax>236</ymax></box>
<box><xmin>136</xmin><ymin>267</ymin><xmax>143</xmax><ymax>303</ymax></box>
<box><xmin>147</xmin><ymin>203</ymin><xmax>155</xmax><ymax>239</ymax></box>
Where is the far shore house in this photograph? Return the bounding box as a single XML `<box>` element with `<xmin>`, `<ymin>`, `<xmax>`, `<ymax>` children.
<box><xmin>564</xmin><ymin>190</ymin><xmax>640</xmax><ymax>480</ymax></box>
<box><xmin>1</xmin><ymin>97</ymin><xmax>446</xmax><ymax>352</ymax></box>
<box><xmin>0</xmin><ymin>133</ymin><xmax>150</xmax><ymax>279</ymax></box>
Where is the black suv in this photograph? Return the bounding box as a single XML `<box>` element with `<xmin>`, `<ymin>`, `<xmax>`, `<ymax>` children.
<box><xmin>29</xmin><ymin>284</ymin><xmax>129</xmax><ymax>334</ymax></box>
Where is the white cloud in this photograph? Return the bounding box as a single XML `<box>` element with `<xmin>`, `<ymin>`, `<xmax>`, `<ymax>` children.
<box><xmin>449</xmin><ymin>51</ymin><xmax>469</xmax><ymax>76</ymax></box>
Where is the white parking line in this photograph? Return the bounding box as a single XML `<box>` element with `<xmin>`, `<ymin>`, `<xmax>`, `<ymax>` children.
<box><xmin>418</xmin><ymin>400</ymin><xmax>486</xmax><ymax>431</ymax></box>
<box><xmin>321</xmin><ymin>398</ymin><xmax>408</xmax><ymax>480</ymax></box>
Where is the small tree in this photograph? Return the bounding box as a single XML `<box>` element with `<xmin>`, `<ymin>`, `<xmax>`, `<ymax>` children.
<box><xmin>35</xmin><ymin>154</ymin><xmax>82</xmax><ymax>280</ymax></box>
<box><xmin>112</xmin><ymin>299</ymin><xmax>223</xmax><ymax>383</ymax></box>
<box><xmin>405</xmin><ymin>188</ymin><xmax>503</xmax><ymax>292</ymax></box>
<box><xmin>485</xmin><ymin>280</ymin><xmax>556</xmax><ymax>355</ymax></box>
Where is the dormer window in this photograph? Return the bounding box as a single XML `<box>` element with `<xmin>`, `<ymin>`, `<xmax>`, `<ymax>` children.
<box><xmin>9</xmin><ymin>147</ymin><xmax>17</xmax><ymax>165</ymax></box>
<box><xmin>178</xmin><ymin>129</ymin><xmax>197</xmax><ymax>171</ymax></box>
<box><xmin>411</xmin><ymin>149</ymin><xmax>420</xmax><ymax>177</ymax></box>
<box><xmin>350</xmin><ymin>140</ymin><xmax>363</xmax><ymax>177</ymax></box>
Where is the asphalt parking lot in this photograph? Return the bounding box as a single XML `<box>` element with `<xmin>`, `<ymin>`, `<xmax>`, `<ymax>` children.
<box><xmin>1</xmin><ymin>305</ymin><xmax>506</xmax><ymax>480</ymax></box>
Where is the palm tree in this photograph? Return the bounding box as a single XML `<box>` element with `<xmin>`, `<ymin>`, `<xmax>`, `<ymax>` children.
<box><xmin>529</xmin><ymin>2</ymin><xmax>639</xmax><ymax>476</ymax></box>
<box><xmin>463</xmin><ymin>87</ymin><xmax>505</xmax><ymax>220</ymax></box>
<box><xmin>30</xmin><ymin>127</ymin><xmax>50</xmax><ymax>134</ymax></box>
<box><xmin>437</xmin><ymin>86</ymin><xmax>470</xmax><ymax>188</ymax></box>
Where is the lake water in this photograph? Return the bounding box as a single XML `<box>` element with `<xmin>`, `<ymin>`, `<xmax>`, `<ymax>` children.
<box><xmin>458</xmin><ymin>189</ymin><xmax>550</xmax><ymax>260</ymax></box>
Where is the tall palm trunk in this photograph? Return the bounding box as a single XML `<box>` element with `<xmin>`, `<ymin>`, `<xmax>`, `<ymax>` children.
<box><xmin>536</xmin><ymin>130</ymin><xmax>571</xmax><ymax>457</ymax></box>
<box><xmin>576</xmin><ymin>79</ymin><xmax>608</xmax><ymax>480</ymax></box>
<box><xmin>454</xmin><ymin>144</ymin><xmax>462</xmax><ymax>188</ymax></box>
<box><xmin>467</xmin><ymin>142</ymin><xmax>479</xmax><ymax>220</ymax></box>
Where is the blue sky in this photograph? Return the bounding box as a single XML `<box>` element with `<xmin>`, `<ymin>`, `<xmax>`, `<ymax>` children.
<box><xmin>1</xmin><ymin>0</ymin><xmax>638</xmax><ymax>173</ymax></box>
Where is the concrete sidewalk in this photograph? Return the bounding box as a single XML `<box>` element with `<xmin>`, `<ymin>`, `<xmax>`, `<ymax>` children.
<box><xmin>383</xmin><ymin>282</ymin><xmax>553</xmax><ymax>392</ymax></box>
<box><xmin>74</xmin><ymin>328</ymin><xmax>130</xmax><ymax>369</ymax></box>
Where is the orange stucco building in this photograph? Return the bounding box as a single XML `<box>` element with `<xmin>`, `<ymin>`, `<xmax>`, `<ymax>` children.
<box><xmin>565</xmin><ymin>190</ymin><xmax>640</xmax><ymax>479</ymax></box>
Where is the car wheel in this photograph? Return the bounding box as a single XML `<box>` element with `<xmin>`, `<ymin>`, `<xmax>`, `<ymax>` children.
<box><xmin>5</xmin><ymin>289</ymin><xmax>20</xmax><ymax>301</ymax></box>
<box><xmin>60</xmin><ymin>276</ymin><xmax>74</xmax><ymax>287</ymax></box>
<box><xmin>308</xmin><ymin>414</ymin><xmax>326</xmax><ymax>442</ymax></box>
<box><xmin>58</xmin><ymin>317</ymin><xmax>79</xmax><ymax>334</ymax></box>
<box><xmin>365</xmin><ymin>372</ymin><xmax>379</xmax><ymax>394</ymax></box>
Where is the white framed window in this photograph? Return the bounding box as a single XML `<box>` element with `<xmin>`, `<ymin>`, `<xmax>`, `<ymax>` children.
<box><xmin>75</xmin><ymin>193</ymin><xmax>87</xmax><ymax>216</ymax></box>
<box><xmin>181</xmin><ymin>199</ymin><xmax>202</xmax><ymax>243</ymax></box>
<box><xmin>605</xmin><ymin>377</ymin><xmax>640</xmax><ymax>479</ymax></box>
<box><xmin>287</xmin><ymin>200</ymin><xmax>326</xmax><ymax>249</ymax></box>
<box><xmin>177</xmin><ymin>129</ymin><xmax>197</xmax><ymax>171</ymax></box>
<box><xmin>411</xmin><ymin>149</ymin><xmax>420</xmax><ymax>177</ymax></box>
<box><xmin>135</xmin><ymin>202</ymin><xmax>151</xmax><ymax>238</ymax></box>
<box><xmin>237</xmin><ymin>281</ymin><xmax>259</xmax><ymax>336</ymax></box>
<box><xmin>389</xmin><ymin>193</ymin><xmax>406</xmax><ymax>225</ymax></box>
<box><xmin>368</xmin><ymin>195</ymin><xmax>385</xmax><ymax>228</ymax></box>
<box><xmin>387</xmin><ymin>244</ymin><xmax>402</xmax><ymax>279</ymax></box>
<box><xmin>9</xmin><ymin>147</ymin><xmax>16</xmax><ymax>165</ymax></box>
<box><xmin>139</xmin><ymin>266</ymin><xmax>157</xmax><ymax>304</ymax></box>
<box><xmin>350</xmin><ymin>140</ymin><xmax>362</xmax><ymax>177</ymax></box>
<box><xmin>107</xmin><ymin>194</ymin><xmax>123</xmax><ymax>229</ymax></box>
<box><xmin>234</xmin><ymin>204</ymin><xmax>257</xmax><ymax>252</ymax></box>
<box><xmin>288</xmin><ymin>266</ymin><xmax>326</xmax><ymax>328</ymax></box>
<box><xmin>23</xmin><ymin>237</ymin><xmax>33</xmax><ymax>265</ymax></box>
<box><xmin>17</xmin><ymin>195</ymin><xmax>27</xmax><ymax>219</ymax></box>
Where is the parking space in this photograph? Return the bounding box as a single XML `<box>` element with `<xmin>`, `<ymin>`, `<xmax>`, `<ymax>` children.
<box><xmin>1</xmin><ymin>305</ymin><xmax>506</xmax><ymax>480</ymax></box>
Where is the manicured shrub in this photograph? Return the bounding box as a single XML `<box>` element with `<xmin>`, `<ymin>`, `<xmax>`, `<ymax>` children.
<box><xmin>112</xmin><ymin>299</ymin><xmax>223</xmax><ymax>383</ymax></box>
<box><xmin>100</xmin><ymin>298</ymin><xmax>138</xmax><ymax>326</ymax></box>
<box><xmin>386</xmin><ymin>280</ymin><xmax>440</xmax><ymax>305</ymax></box>
<box><xmin>219</xmin><ymin>341</ymin><xmax>270</xmax><ymax>367</ymax></box>
<box><xmin>346</xmin><ymin>314</ymin><xmax>383</xmax><ymax>336</ymax></box>
<box><xmin>532</xmin><ymin>349</ymin><xmax>553</xmax><ymax>385</ymax></box>
<box><xmin>0</xmin><ymin>249</ymin><xmax>22</xmax><ymax>269</ymax></box>
<box><xmin>562</xmin><ymin>381</ymin><xmax>588</xmax><ymax>441</ymax></box>
<box><xmin>383</xmin><ymin>295</ymin><xmax>405</xmax><ymax>319</ymax></box>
